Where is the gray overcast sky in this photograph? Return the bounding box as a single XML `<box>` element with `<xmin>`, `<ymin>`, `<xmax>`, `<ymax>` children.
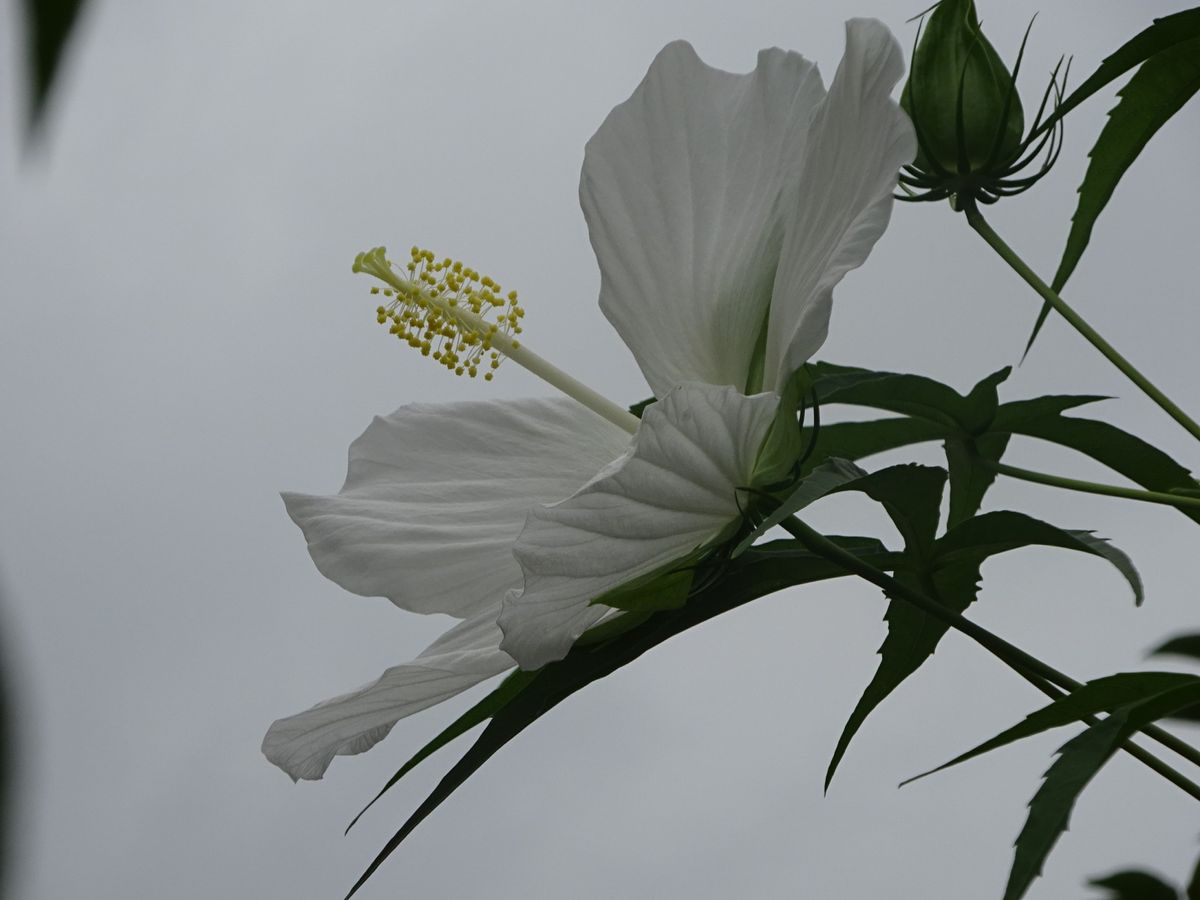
<box><xmin>2</xmin><ymin>1</ymin><xmax>1199</xmax><ymax>898</ymax></box>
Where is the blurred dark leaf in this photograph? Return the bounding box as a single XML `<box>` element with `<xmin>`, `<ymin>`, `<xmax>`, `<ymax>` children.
<box><xmin>1088</xmin><ymin>870</ymin><xmax>1179</xmax><ymax>900</ymax></box>
<box><xmin>21</xmin><ymin>0</ymin><xmax>87</xmax><ymax>130</ymax></box>
<box><xmin>1152</xmin><ymin>634</ymin><xmax>1200</xmax><ymax>663</ymax></box>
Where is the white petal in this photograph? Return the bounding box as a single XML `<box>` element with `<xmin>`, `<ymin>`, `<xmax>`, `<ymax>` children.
<box><xmin>581</xmin><ymin>41</ymin><xmax>825</xmax><ymax>396</ymax></box>
<box><xmin>262</xmin><ymin>610</ymin><xmax>513</xmax><ymax>781</ymax></box>
<box><xmin>498</xmin><ymin>383</ymin><xmax>779</xmax><ymax>669</ymax></box>
<box><xmin>764</xmin><ymin>19</ymin><xmax>917</xmax><ymax>390</ymax></box>
<box><xmin>283</xmin><ymin>398</ymin><xmax>629</xmax><ymax>618</ymax></box>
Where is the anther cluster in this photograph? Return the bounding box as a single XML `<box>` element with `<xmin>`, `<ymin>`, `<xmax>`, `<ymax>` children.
<box><xmin>352</xmin><ymin>246</ymin><xmax>525</xmax><ymax>381</ymax></box>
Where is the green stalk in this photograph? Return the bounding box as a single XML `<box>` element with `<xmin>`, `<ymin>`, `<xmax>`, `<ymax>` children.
<box><xmin>962</xmin><ymin>199</ymin><xmax>1200</xmax><ymax>444</ymax></box>
<box><xmin>980</xmin><ymin>459</ymin><xmax>1200</xmax><ymax>511</ymax></box>
<box><xmin>780</xmin><ymin>514</ymin><xmax>1200</xmax><ymax>801</ymax></box>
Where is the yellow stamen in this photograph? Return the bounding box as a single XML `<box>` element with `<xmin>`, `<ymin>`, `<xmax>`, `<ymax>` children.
<box><xmin>352</xmin><ymin>246</ymin><xmax>638</xmax><ymax>433</ymax></box>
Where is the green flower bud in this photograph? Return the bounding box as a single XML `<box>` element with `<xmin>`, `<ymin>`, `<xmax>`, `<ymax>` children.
<box><xmin>902</xmin><ymin>0</ymin><xmax>1025</xmax><ymax>177</ymax></box>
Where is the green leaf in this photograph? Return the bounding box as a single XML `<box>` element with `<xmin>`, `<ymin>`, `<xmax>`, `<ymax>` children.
<box><xmin>1151</xmin><ymin>634</ymin><xmax>1200</xmax><ymax>663</ymax></box>
<box><xmin>806</xmin><ymin>365</ymin><xmax>1016</xmax><ymax>524</ymax></box>
<box><xmin>1043</xmin><ymin>7</ymin><xmax>1200</xmax><ymax>131</ymax></box>
<box><xmin>1187</xmin><ymin>851</ymin><xmax>1200</xmax><ymax>900</ymax></box>
<box><xmin>1088</xmin><ymin>870</ymin><xmax>1181</xmax><ymax>900</ymax></box>
<box><xmin>346</xmin><ymin>537</ymin><xmax>895</xmax><ymax>897</ymax></box>
<box><xmin>846</xmin><ymin>464</ymin><xmax>947</xmax><ymax>559</ymax></box>
<box><xmin>21</xmin><ymin>0</ymin><xmax>87</xmax><ymax>131</ymax></box>
<box><xmin>941</xmin><ymin>369</ymin><xmax>1016</xmax><ymax>524</ymax></box>
<box><xmin>933</xmin><ymin>510</ymin><xmax>1143</xmax><ymax>606</ymax></box>
<box><xmin>996</xmin><ymin>400</ymin><xmax>1200</xmax><ymax>526</ymax></box>
<box><xmin>1024</xmin><ymin>7</ymin><xmax>1200</xmax><ymax>351</ymax></box>
<box><xmin>1054</xmin><ymin>36</ymin><xmax>1200</xmax><ymax>293</ymax></box>
<box><xmin>808</xmin><ymin>362</ymin><xmax>1009</xmax><ymax>433</ymax></box>
<box><xmin>945</xmin><ymin>432</ymin><xmax>1010</xmax><ymax>527</ymax></box>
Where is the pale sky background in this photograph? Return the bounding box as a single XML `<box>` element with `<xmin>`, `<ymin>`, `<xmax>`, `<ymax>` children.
<box><xmin>2</xmin><ymin>1</ymin><xmax>1199</xmax><ymax>898</ymax></box>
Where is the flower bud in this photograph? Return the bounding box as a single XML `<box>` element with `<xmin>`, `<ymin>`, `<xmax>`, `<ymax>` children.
<box><xmin>902</xmin><ymin>0</ymin><xmax>1024</xmax><ymax>178</ymax></box>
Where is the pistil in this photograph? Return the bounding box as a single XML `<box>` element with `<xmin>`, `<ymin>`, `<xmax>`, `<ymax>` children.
<box><xmin>353</xmin><ymin>246</ymin><xmax>640</xmax><ymax>434</ymax></box>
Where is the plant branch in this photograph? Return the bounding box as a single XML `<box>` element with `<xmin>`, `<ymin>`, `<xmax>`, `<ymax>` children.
<box><xmin>779</xmin><ymin>514</ymin><xmax>1200</xmax><ymax>800</ymax></box>
<box><xmin>962</xmin><ymin>198</ymin><xmax>1200</xmax><ymax>444</ymax></box>
<box><xmin>979</xmin><ymin>458</ymin><xmax>1200</xmax><ymax>511</ymax></box>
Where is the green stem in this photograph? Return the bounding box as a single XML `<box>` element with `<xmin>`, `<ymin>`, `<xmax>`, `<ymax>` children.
<box><xmin>780</xmin><ymin>515</ymin><xmax>1200</xmax><ymax>801</ymax></box>
<box><xmin>980</xmin><ymin>459</ymin><xmax>1200</xmax><ymax>511</ymax></box>
<box><xmin>963</xmin><ymin>199</ymin><xmax>1200</xmax><ymax>444</ymax></box>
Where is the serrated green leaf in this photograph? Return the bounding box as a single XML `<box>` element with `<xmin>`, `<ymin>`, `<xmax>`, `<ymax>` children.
<box><xmin>21</xmin><ymin>0</ymin><xmax>87</xmax><ymax>131</ymax></box>
<box><xmin>1006</xmin><ymin>712</ymin><xmax>1132</xmax><ymax>900</ymax></box>
<box><xmin>902</xmin><ymin>672</ymin><xmax>1200</xmax><ymax>900</ymax></box>
<box><xmin>1043</xmin><ymin>7</ymin><xmax>1200</xmax><ymax>131</ymax></box>
<box><xmin>826</xmin><ymin>504</ymin><xmax>1142</xmax><ymax>788</ymax></box>
<box><xmin>1054</xmin><ymin>36</ymin><xmax>1200</xmax><ymax>293</ymax></box>
<box><xmin>808</xmin><ymin>362</ymin><xmax>1009</xmax><ymax>433</ymax></box>
<box><xmin>934</xmin><ymin>510</ymin><xmax>1143</xmax><ymax>606</ymax></box>
<box><xmin>990</xmin><ymin>394</ymin><xmax>1112</xmax><ymax>425</ymax></box>
<box><xmin>848</xmin><ymin>464</ymin><xmax>948</xmax><ymax>559</ymax></box>
<box><xmin>1152</xmin><ymin>634</ymin><xmax>1200</xmax><ymax>663</ymax></box>
<box><xmin>1087</xmin><ymin>870</ymin><xmax>1180</xmax><ymax>900</ymax></box>
<box><xmin>823</xmin><ymin>465</ymin><xmax>947</xmax><ymax>788</ymax></box>
<box><xmin>996</xmin><ymin>402</ymin><xmax>1200</xmax><ymax>526</ymax></box>
<box><xmin>825</xmin><ymin>568</ymin><xmax>945</xmax><ymax>791</ymax></box>
<box><xmin>1024</xmin><ymin>7</ymin><xmax>1200</xmax><ymax>351</ymax></box>
<box><xmin>907</xmin><ymin>672</ymin><xmax>1200</xmax><ymax>784</ymax></box>
<box><xmin>1004</xmin><ymin>681</ymin><xmax>1200</xmax><ymax>900</ymax></box>
<box><xmin>347</xmin><ymin>537</ymin><xmax>894</xmax><ymax>897</ymax></box>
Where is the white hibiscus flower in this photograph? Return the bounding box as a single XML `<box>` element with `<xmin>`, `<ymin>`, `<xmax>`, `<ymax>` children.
<box><xmin>263</xmin><ymin>18</ymin><xmax>915</xmax><ymax>782</ymax></box>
